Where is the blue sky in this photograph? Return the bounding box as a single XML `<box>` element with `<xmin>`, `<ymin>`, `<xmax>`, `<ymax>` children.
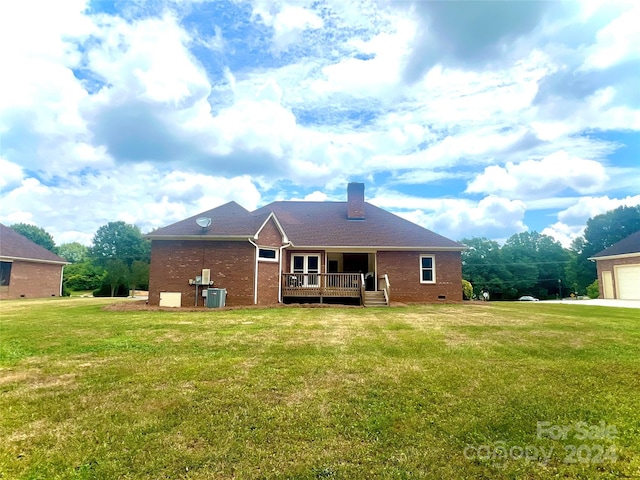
<box><xmin>0</xmin><ymin>0</ymin><xmax>638</xmax><ymax>247</ymax></box>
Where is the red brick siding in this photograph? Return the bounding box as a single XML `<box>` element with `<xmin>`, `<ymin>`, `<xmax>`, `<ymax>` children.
<box><xmin>0</xmin><ymin>261</ymin><xmax>63</xmax><ymax>300</ymax></box>
<box><xmin>256</xmin><ymin>218</ymin><xmax>283</xmax><ymax>247</ymax></box>
<box><xmin>256</xmin><ymin>218</ymin><xmax>284</xmax><ymax>305</ymax></box>
<box><xmin>257</xmin><ymin>261</ymin><xmax>280</xmax><ymax>305</ymax></box>
<box><xmin>595</xmin><ymin>256</ymin><xmax>640</xmax><ymax>299</ymax></box>
<box><xmin>148</xmin><ymin>240</ymin><xmax>255</xmax><ymax>307</ymax></box>
<box><xmin>377</xmin><ymin>251</ymin><xmax>462</xmax><ymax>303</ymax></box>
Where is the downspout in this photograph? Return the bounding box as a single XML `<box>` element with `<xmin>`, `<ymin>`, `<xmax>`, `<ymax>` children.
<box><xmin>248</xmin><ymin>238</ymin><xmax>259</xmax><ymax>305</ymax></box>
<box><xmin>59</xmin><ymin>265</ymin><xmax>65</xmax><ymax>297</ymax></box>
<box><xmin>278</xmin><ymin>242</ymin><xmax>292</xmax><ymax>303</ymax></box>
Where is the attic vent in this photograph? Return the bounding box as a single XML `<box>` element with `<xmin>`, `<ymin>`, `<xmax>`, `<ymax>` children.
<box><xmin>347</xmin><ymin>182</ymin><xmax>365</xmax><ymax>220</ymax></box>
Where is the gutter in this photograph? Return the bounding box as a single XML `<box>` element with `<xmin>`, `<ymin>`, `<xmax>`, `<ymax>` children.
<box><xmin>247</xmin><ymin>238</ymin><xmax>259</xmax><ymax>305</ymax></box>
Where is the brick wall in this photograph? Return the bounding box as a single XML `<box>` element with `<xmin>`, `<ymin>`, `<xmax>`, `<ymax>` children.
<box><xmin>256</xmin><ymin>218</ymin><xmax>284</xmax><ymax>305</ymax></box>
<box><xmin>377</xmin><ymin>250</ymin><xmax>462</xmax><ymax>303</ymax></box>
<box><xmin>149</xmin><ymin>240</ymin><xmax>255</xmax><ymax>307</ymax></box>
<box><xmin>595</xmin><ymin>256</ymin><xmax>640</xmax><ymax>299</ymax></box>
<box><xmin>0</xmin><ymin>260</ymin><xmax>63</xmax><ymax>300</ymax></box>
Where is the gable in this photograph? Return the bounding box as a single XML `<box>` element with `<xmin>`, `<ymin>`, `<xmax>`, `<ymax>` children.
<box><xmin>255</xmin><ymin>214</ymin><xmax>287</xmax><ymax>246</ymax></box>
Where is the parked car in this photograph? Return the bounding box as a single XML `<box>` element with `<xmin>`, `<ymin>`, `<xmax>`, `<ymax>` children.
<box><xmin>518</xmin><ymin>295</ymin><xmax>539</xmax><ymax>301</ymax></box>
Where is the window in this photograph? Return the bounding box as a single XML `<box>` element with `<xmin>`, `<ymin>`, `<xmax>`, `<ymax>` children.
<box><xmin>292</xmin><ymin>254</ymin><xmax>320</xmax><ymax>287</ymax></box>
<box><xmin>258</xmin><ymin>248</ymin><xmax>278</xmax><ymax>262</ymax></box>
<box><xmin>420</xmin><ymin>255</ymin><xmax>435</xmax><ymax>284</ymax></box>
<box><xmin>0</xmin><ymin>261</ymin><xmax>12</xmax><ymax>286</ymax></box>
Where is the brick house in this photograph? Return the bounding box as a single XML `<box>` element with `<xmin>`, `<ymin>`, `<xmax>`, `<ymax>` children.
<box><xmin>0</xmin><ymin>224</ymin><xmax>68</xmax><ymax>299</ymax></box>
<box><xmin>147</xmin><ymin>183</ymin><xmax>465</xmax><ymax>307</ymax></box>
<box><xmin>589</xmin><ymin>230</ymin><xmax>640</xmax><ymax>300</ymax></box>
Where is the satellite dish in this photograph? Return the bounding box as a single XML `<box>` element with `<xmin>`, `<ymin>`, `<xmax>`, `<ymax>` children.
<box><xmin>196</xmin><ymin>217</ymin><xmax>211</xmax><ymax>228</ymax></box>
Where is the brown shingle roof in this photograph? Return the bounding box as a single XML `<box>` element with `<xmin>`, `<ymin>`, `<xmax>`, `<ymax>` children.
<box><xmin>253</xmin><ymin>201</ymin><xmax>462</xmax><ymax>248</ymax></box>
<box><xmin>149</xmin><ymin>200</ymin><xmax>463</xmax><ymax>250</ymax></box>
<box><xmin>0</xmin><ymin>224</ymin><xmax>67</xmax><ymax>264</ymax></box>
<box><xmin>590</xmin><ymin>230</ymin><xmax>640</xmax><ymax>258</ymax></box>
<box><xmin>147</xmin><ymin>201</ymin><xmax>268</xmax><ymax>238</ymax></box>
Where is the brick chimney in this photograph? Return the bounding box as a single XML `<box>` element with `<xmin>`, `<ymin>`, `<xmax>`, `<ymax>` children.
<box><xmin>347</xmin><ymin>182</ymin><xmax>365</xmax><ymax>220</ymax></box>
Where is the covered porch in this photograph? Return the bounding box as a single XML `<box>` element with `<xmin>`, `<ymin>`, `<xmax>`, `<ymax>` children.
<box><xmin>281</xmin><ymin>252</ymin><xmax>389</xmax><ymax>306</ymax></box>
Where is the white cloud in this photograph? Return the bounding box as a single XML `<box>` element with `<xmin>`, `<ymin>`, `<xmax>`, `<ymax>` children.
<box><xmin>580</xmin><ymin>4</ymin><xmax>640</xmax><ymax>70</ymax></box>
<box><xmin>370</xmin><ymin>190</ymin><xmax>527</xmax><ymax>241</ymax></box>
<box><xmin>541</xmin><ymin>222</ymin><xmax>585</xmax><ymax>248</ymax></box>
<box><xmin>557</xmin><ymin>195</ymin><xmax>640</xmax><ymax>224</ymax></box>
<box><xmin>252</xmin><ymin>2</ymin><xmax>323</xmax><ymax>52</ymax></box>
<box><xmin>0</xmin><ymin>165</ymin><xmax>261</xmax><ymax>245</ymax></box>
<box><xmin>0</xmin><ymin>158</ymin><xmax>24</xmax><ymax>192</ymax></box>
<box><xmin>466</xmin><ymin>151</ymin><xmax>609</xmax><ymax>199</ymax></box>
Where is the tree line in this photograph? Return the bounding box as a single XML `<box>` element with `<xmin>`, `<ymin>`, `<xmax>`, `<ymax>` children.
<box><xmin>10</xmin><ymin>221</ymin><xmax>150</xmax><ymax>297</ymax></box>
<box><xmin>461</xmin><ymin>205</ymin><xmax>640</xmax><ymax>300</ymax></box>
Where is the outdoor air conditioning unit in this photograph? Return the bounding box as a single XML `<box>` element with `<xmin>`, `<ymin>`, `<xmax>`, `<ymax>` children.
<box><xmin>201</xmin><ymin>269</ymin><xmax>210</xmax><ymax>285</ymax></box>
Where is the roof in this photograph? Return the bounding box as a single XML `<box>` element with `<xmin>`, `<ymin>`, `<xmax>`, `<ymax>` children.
<box><xmin>590</xmin><ymin>230</ymin><xmax>640</xmax><ymax>259</ymax></box>
<box><xmin>0</xmin><ymin>224</ymin><xmax>68</xmax><ymax>264</ymax></box>
<box><xmin>148</xmin><ymin>200</ymin><xmax>463</xmax><ymax>250</ymax></box>
<box><xmin>147</xmin><ymin>201</ymin><xmax>269</xmax><ymax>238</ymax></box>
<box><xmin>252</xmin><ymin>201</ymin><xmax>462</xmax><ymax>249</ymax></box>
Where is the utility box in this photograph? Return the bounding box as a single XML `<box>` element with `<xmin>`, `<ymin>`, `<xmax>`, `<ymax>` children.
<box><xmin>206</xmin><ymin>288</ymin><xmax>227</xmax><ymax>308</ymax></box>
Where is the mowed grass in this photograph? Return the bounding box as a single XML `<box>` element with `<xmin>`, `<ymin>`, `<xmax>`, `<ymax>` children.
<box><xmin>1</xmin><ymin>299</ymin><xmax>639</xmax><ymax>479</ymax></box>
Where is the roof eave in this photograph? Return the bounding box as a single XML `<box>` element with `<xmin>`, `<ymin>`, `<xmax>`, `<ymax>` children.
<box><xmin>588</xmin><ymin>252</ymin><xmax>640</xmax><ymax>261</ymax></box>
<box><xmin>0</xmin><ymin>255</ymin><xmax>69</xmax><ymax>265</ymax></box>
<box><xmin>285</xmin><ymin>245</ymin><xmax>465</xmax><ymax>251</ymax></box>
<box><xmin>145</xmin><ymin>234</ymin><xmax>252</xmax><ymax>241</ymax></box>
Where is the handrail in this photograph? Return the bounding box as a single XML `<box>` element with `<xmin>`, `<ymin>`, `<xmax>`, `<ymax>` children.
<box><xmin>382</xmin><ymin>273</ymin><xmax>390</xmax><ymax>306</ymax></box>
<box><xmin>360</xmin><ymin>273</ymin><xmax>366</xmax><ymax>306</ymax></box>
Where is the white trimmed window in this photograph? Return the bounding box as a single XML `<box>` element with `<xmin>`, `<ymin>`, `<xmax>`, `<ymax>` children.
<box><xmin>258</xmin><ymin>248</ymin><xmax>278</xmax><ymax>262</ymax></box>
<box><xmin>420</xmin><ymin>255</ymin><xmax>435</xmax><ymax>284</ymax></box>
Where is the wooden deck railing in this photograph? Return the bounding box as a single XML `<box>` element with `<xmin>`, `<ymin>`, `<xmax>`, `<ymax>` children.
<box><xmin>282</xmin><ymin>273</ymin><xmax>362</xmax><ymax>298</ymax></box>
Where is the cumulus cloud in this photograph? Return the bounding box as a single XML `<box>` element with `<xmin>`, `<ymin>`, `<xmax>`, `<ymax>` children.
<box><xmin>466</xmin><ymin>151</ymin><xmax>609</xmax><ymax>199</ymax></box>
<box><xmin>400</xmin><ymin>0</ymin><xmax>553</xmax><ymax>82</ymax></box>
<box><xmin>0</xmin><ymin>0</ymin><xmax>638</xmax><ymax>245</ymax></box>
<box><xmin>252</xmin><ymin>2</ymin><xmax>323</xmax><ymax>52</ymax></box>
<box><xmin>370</xmin><ymin>190</ymin><xmax>527</xmax><ymax>241</ymax></box>
<box><xmin>557</xmin><ymin>195</ymin><xmax>640</xmax><ymax>225</ymax></box>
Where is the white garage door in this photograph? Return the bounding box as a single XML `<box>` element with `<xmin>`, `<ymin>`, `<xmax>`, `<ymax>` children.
<box><xmin>615</xmin><ymin>265</ymin><xmax>640</xmax><ymax>300</ymax></box>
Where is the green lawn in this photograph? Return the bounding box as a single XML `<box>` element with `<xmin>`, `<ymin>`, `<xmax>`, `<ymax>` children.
<box><xmin>1</xmin><ymin>299</ymin><xmax>639</xmax><ymax>479</ymax></box>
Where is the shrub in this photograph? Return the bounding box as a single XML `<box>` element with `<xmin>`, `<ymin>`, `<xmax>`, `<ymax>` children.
<box><xmin>586</xmin><ymin>280</ymin><xmax>599</xmax><ymax>299</ymax></box>
<box><xmin>462</xmin><ymin>279</ymin><xmax>473</xmax><ymax>300</ymax></box>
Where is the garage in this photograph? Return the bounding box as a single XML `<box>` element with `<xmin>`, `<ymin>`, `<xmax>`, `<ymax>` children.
<box><xmin>615</xmin><ymin>265</ymin><xmax>640</xmax><ymax>300</ymax></box>
<box><xmin>590</xmin><ymin>230</ymin><xmax>640</xmax><ymax>302</ymax></box>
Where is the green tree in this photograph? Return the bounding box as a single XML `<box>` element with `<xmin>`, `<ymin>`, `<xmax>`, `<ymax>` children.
<box><xmin>10</xmin><ymin>223</ymin><xmax>56</xmax><ymax>252</ymax></box>
<box><xmin>90</xmin><ymin>221</ymin><xmax>150</xmax><ymax>267</ymax></box>
<box><xmin>461</xmin><ymin>237</ymin><xmax>513</xmax><ymax>299</ymax></box>
<box><xmin>129</xmin><ymin>260</ymin><xmax>150</xmax><ymax>296</ymax></box>
<box><xmin>63</xmin><ymin>261</ymin><xmax>105</xmax><ymax>291</ymax></box>
<box><xmin>57</xmin><ymin>242</ymin><xmax>89</xmax><ymax>263</ymax></box>
<box><xmin>502</xmin><ymin>231</ymin><xmax>569</xmax><ymax>299</ymax></box>
<box><xmin>104</xmin><ymin>259</ymin><xmax>129</xmax><ymax>297</ymax></box>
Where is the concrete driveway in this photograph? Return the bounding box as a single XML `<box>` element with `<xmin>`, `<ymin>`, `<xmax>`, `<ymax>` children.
<box><xmin>544</xmin><ymin>299</ymin><xmax>640</xmax><ymax>309</ymax></box>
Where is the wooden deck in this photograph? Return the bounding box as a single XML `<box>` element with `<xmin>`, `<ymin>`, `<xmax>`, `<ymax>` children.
<box><xmin>282</xmin><ymin>273</ymin><xmax>362</xmax><ymax>299</ymax></box>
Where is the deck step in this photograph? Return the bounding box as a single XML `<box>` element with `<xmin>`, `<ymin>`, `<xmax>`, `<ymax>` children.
<box><xmin>364</xmin><ymin>291</ymin><xmax>388</xmax><ymax>307</ymax></box>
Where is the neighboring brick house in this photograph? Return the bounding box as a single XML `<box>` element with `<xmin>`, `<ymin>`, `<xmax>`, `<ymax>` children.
<box><xmin>0</xmin><ymin>223</ymin><xmax>68</xmax><ymax>300</ymax></box>
<box><xmin>589</xmin><ymin>230</ymin><xmax>640</xmax><ymax>300</ymax></box>
<box><xmin>147</xmin><ymin>183</ymin><xmax>465</xmax><ymax>307</ymax></box>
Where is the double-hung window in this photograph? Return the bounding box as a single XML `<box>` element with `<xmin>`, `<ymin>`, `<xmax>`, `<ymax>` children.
<box><xmin>420</xmin><ymin>255</ymin><xmax>435</xmax><ymax>284</ymax></box>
